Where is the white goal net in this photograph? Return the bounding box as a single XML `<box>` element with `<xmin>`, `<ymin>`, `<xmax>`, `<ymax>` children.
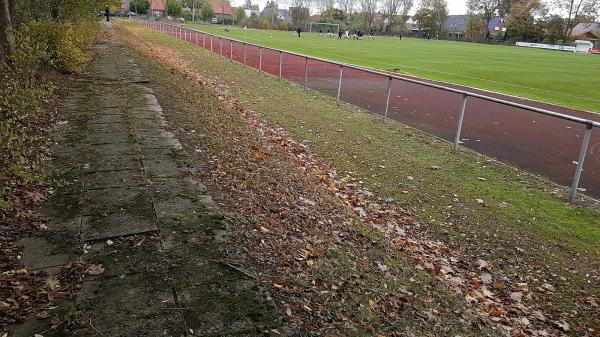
<box><xmin>309</xmin><ymin>22</ymin><xmax>340</xmax><ymax>35</ymax></box>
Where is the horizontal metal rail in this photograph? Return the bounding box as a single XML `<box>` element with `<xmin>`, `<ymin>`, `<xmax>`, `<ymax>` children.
<box><xmin>143</xmin><ymin>20</ymin><xmax>599</xmax><ymax>201</ymax></box>
<box><xmin>166</xmin><ymin>23</ymin><xmax>600</xmax><ymax>128</ymax></box>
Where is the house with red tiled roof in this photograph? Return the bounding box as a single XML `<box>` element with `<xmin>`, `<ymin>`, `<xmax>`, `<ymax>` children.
<box><xmin>151</xmin><ymin>0</ymin><xmax>166</xmax><ymax>16</ymax></box>
<box><xmin>570</xmin><ymin>23</ymin><xmax>600</xmax><ymax>39</ymax></box>
<box><xmin>208</xmin><ymin>0</ymin><xmax>236</xmax><ymax>21</ymax></box>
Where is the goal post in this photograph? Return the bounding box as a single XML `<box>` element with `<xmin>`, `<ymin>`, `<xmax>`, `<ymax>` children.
<box><xmin>309</xmin><ymin>22</ymin><xmax>340</xmax><ymax>34</ymax></box>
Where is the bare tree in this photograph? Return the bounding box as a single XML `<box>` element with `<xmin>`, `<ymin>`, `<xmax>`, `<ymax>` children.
<box><xmin>290</xmin><ymin>0</ymin><xmax>312</xmax><ymax>28</ymax></box>
<box><xmin>316</xmin><ymin>0</ymin><xmax>334</xmax><ymax>13</ymax></box>
<box><xmin>359</xmin><ymin>0</ymin><xmax>379</xmax><ymax>31</ymax></box>
<box><xmin>554</xmin><ymin>0</ymin><xmax>599</xmax><ymax>38</ymax></box>
<box><xmin>467</xmin><ymin>0</ymin><xmax>499</xmax><ymax>38</ymax></box>
<box><xmin>0</xmin><ymin>0</ymin><xmax>15</xmax><ymax>57</ymax></box>
<box><xmin>382</xmin><ymin>0</ymin><xmax>413</xmax><ymax>32</ymax></box>
<box><xmin>337</xmin><ymin>0</ymin><xmax>356</xmax><ymax>14</ymax></box>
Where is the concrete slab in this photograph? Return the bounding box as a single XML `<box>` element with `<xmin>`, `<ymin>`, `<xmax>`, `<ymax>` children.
<box><xmin>81</xmin><ymin>211</ymin><xmax>158</xmax><ymax>241</ymax></box>
<box><xmin>83</xmin><ymin>169</ymin><xmax>146</xmax><ymax>189</ymax></box>
<box><xmin>87</xmin><ymin>130</ymin><xmax>132</xmax><ymax>144</ymax></box>
<box><xmin>15</xmin><ymin>236</ymin><xmax>73</xmax><ymax>269</ymax></box>
<box><xmin>142</xmin><ymin>155</ymin><xmax>189</xmax><ymax>178</ymax></box>
<box><xmin>82</xmin><ymin>187</ymin><xmax>153</xmax><ymax>216</ymax></box>
<box><xmin>84</xmin><ymin>154</ymin><xmax>141</xmax><ymax>172</ymax></box>
<box><xmin>92</xmin><ymin>142</ymin><xmax>137</xmax><ymax>157</ymax></box>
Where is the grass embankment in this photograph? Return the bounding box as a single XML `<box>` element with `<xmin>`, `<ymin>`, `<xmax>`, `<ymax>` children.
<box><xmin>121</xmin><ymin>21</ymin><xmax>600</xmax><ymax>334</ymax></box>
<box><xmin>186</xmin><ymin>23</ymin><xmax>600</xmax><ymax>113</ymax></box>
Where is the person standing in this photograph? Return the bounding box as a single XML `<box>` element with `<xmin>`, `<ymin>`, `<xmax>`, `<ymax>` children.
<box><xmin>104</xmin><ymin>5</ymin><xmax>110</xmax><ymax>22</ymax></box>
<box><xmin>338</xmin><ymin>29</ymin><xmax>343</xmax><ymax>39</ymax></box>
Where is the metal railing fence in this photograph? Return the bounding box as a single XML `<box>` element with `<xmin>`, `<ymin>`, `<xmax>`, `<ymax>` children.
<box><xmin>141</xmin><ymin>20</ymin><xmax>600</xmax><ymax>201</ymax></box>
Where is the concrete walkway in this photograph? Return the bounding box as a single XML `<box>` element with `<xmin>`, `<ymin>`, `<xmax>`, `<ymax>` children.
<box><xmin>10</xmin><ymin>23</ymin><xmax>286</xmax><ymax>337</ymax></box>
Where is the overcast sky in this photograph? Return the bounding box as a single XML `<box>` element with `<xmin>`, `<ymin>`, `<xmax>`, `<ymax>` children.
<box><xmin>230</xmin><ymin>0</ymin><xmax>468</xmax><ymax>15</ymax></box>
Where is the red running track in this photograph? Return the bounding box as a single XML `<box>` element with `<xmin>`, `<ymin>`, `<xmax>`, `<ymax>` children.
<box><xmin>155</xmin><ymin>23</ymin><xmax>600</xmax><ymax>199</ymax></box>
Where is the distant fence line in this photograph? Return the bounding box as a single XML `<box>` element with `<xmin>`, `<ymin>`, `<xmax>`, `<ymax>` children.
<box><xmin>140</xmin><ymin>20</ymin><xmax>600</xmax><ymax>201</ymax></box>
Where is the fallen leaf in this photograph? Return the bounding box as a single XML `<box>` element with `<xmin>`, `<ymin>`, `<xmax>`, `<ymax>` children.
<box><xmin>510</xmin><ymin>291</ymin><xmax>523</xmax><ymax>302</ymax></box>
<box><xmin>475</xmin><ymin>259</ymin><xmax>490</xmax><ymax>270</ymax></box>
<box><xmin>85</xmin><ymin>264</ymin><xmax>105</xmax><ymax>276</ymax></box>
<box><xmin>555</xmin><ymin>320</ymin><xmax>570</xmax><ymax>332</ymax></box>
<box><xmin>377</xmin><ymin>262</ymin><xmax>389</xmax><ymax>272</ymax></box>
<box><xmin>480</xmin><ymin>273</ymin><xmax>492</xmax><ymax>284</ymax></box>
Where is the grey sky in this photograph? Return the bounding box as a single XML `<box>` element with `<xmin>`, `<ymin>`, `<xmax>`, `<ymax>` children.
<box><xmin>230</xmin><ymin>0</ymin><xmax>468</xmax><ymax>15</ymax></box>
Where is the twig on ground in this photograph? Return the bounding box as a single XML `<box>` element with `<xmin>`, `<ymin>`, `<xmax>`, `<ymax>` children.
<box><xmin>209</xmin><ymin>259</ymin><xmax>257</xmax><ymax>279</ymax></box>
<box><xmin>89</xmin><ymin>318</ymin><xmax>104</xmax><ymax>335</ymax></box>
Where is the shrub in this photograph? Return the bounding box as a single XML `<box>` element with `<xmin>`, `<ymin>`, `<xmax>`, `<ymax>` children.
<box><xmin>276</xmin><ymin>21</ymin><xmax>293</xmax><ymax>31</ymax></box>
<box><xmin>0</xmin><ymin>48</ymin><xmax>54</xmax><ymax>212</ymax></box>
<box><xmin>20</xmin><ymin>20</ymin><xmax>99</xmax><ymax>73</ymax></box>
<box><xmin>0</xmin><ymin>19</ymin><xmax>98</xmax><ymax>214</ymax></box>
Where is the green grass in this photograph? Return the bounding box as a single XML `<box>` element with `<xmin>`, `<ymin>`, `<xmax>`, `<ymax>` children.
<box><xmin>185</xmin><ymin>23</ymin><xmax>600</xmax><ymax>113</ymax></box>
<box><xmin>133</xmin><ymin>21</ymin><xmax>600</xmax><ymax>254</ymax></box>
<box><xmin>121</xmin><ymin>22</ymin><xmax>600</xmax><ymax>329</ymax></box>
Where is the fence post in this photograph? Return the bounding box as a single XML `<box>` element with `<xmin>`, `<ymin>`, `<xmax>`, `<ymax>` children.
<box><xmin>336</xmin><ymin>65</ymin><xmax>344</xmax><ymax>105</ymax></box>
<box><xmin>304</xmin><ymin>57</ymin><xmax>308</xmax><ymax>90</ymax></box>
<box><xmin>279</xmin><ymin>51</ymin><xmax>282</xmax><ymax>79</ymax></box>
<box><xmin>230</xmin><ymin>40</ymin><xmax>233</xmax><ymax>60</ymax></box>
<box><xmin>384</xmin><ymin>76</ymin><xmax>392</xmax><ymax>122</ymax></box>
<box><xmin>220</xmin><ymin>37</ymin><xmax>223</xmax><ymax>56</ymax></box>
<box><xmin>243</xmin><ymin>43</ymin><xmax>247</xmax><ymax>66</ymax></box>
<box><xmin>195</xmin><ymin>31</ymin><xmax>198</xmax><ymax>45</ymax></box>
<box><xmin>259</xmin><ymin>47</ymin><xmax>263</xmax><ymax>72</ymax></box>
<box><xmin>453</xmin><ymin>94</ymin><xmax>468</xmax><ymax>151</ymax></box>
<box><xmin>203</xmin><ymin>33</ymin><xmax>206</xmax><ymax>48</ymax></box>
<box><xmin>210</xmin><ymin>35</ymin><xmax>213</xmax><ymax>51</ymax></box>
<box><xmin>570</xmin><ymin>123</ymin><xmax>593</xmax><ymax>201</ymax></box>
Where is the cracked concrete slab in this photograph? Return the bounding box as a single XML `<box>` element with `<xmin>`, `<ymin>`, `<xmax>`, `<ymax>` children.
<box><xmin>83</xmin><ymin>169</ymin><xmax>146</xmax><ymax>189</ymax></box>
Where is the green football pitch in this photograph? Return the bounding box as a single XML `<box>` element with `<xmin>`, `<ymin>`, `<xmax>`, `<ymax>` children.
<box><xmin>184</xmin><ymin>23</ymin><xmax>600</xmax><ymax>113</ymax></box>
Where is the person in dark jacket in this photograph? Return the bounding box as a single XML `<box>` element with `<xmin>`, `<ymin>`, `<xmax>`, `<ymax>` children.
<box><xmin>104</xmin><ymin>5</ymin><xmax>110</xmax><ymax>22</ymax></box>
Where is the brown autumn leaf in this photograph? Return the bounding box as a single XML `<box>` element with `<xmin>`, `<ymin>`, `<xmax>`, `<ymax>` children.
<box><xmin>85</xmin><ymin>264</ymin><xmax>105</xmax><ymax>276</ymax></box>
<box><xmin>36</xmin><ymin>311</ymin><xmax>49</xmax><ymax>319</ymax></box>
<box><xmin>480</xmin><ymin>273</ymin><xmax>492</xmax><ymax>285</ymax></box>
<box><xmin>510</xmin><ymin>291</ymin><xmax>523</xmax><ymax>302</ymax></box>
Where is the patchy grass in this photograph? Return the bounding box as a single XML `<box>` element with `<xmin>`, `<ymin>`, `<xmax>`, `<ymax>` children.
<box><xmin>118</xmin><ymin>22</ymin><xmax>600</xmax><ymax>334</ymax></box>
